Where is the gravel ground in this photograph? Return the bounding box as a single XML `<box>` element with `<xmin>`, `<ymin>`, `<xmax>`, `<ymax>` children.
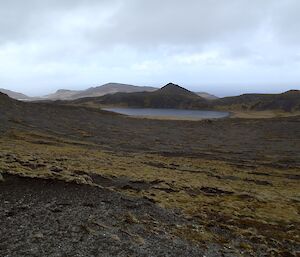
<box><xmin>0</xmin><ymin>174</ymin><xmax>241</xmax><ymax>257</ymax></box>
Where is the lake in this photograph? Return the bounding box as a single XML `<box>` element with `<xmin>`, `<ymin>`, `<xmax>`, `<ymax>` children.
<box><xmin>103</xmin><ymin>108</ymin><xmax>229</xmax><ymax>120</ymax></box>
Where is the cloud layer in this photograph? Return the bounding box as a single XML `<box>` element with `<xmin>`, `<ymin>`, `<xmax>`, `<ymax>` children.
<box><xmin>0</xmin><ymin>0</ymin><xmax>299</xmax><ymax>96</ymax></box>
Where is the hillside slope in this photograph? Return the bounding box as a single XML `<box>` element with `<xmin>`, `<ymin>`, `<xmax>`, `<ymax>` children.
<box><xmin>0</xmin><ymin>92</ymin><xmax>21</xmax><ymax>111</ymax></box>
<box><xmin>213</xmin><ymin>90</ymin><xmax>300</xmax><ymax>112</ymax></box>
<box><xmin>0</xmin><ymin>88</ymin><xmax>32</xmax><ymax>100</ymax></box>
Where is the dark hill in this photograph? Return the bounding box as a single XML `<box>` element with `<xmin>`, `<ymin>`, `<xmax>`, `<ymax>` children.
<box><xmin>0</xmin><ymin>92</ymin><xmax>9</xmax><ymax>101</ymax></box>
<box><xmin>213</xmin><ymin>90</ymin><xmax>300</xmax><ymax>112</ymax></box>
<box><xmin>0</xmin><ymin>92</ymin><xmax>20</xmax><ymax>110</ymax></box>
<box><xmin>70</xmin><ymin>83</ymin><xmax>209</xmax><ymax>109</ymax></box>
<box><xmin>158</xmin><ymin>83</ymin><xmax>198</xmax><ymax>96</ymax></box>
<box><xmin>61</xmin><ymin>86</ymin><xmax>300</xmax><ymax>112</ymax></box>
<box><xmin>0</xmin><ymin>93</ymin><xmax>23</xmax><ymax>128</ymax></box>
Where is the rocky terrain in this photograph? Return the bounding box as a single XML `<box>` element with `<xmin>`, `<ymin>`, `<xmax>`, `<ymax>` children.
<box><xmin>0</xmin><ymin>174</ymin><xmax>207</xmax><ymax>257</ymax></box>
<box><xmin>0</xmin><ymin>92</ymin><xmax>300</xmax><ymax>256</ymax></box>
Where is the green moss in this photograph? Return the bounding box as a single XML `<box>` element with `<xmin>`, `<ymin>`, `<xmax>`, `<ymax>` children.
<box><xmin>239</xmin><ymin>242</ymin><xmax>252</xmax><ymax>250</ymax></box>
<box><xmin>1</xmin><ymin>128</ymin><xmax>299</xmax><ymax>253</ymax></box>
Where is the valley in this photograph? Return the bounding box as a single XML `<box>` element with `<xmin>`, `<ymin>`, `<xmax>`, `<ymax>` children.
<box><xmin>1</xmin><ymin>91</ymin><xmax>299</xmax><ymax>256</ymax></box>
<box><xmin>59</xmin><ymin>84</ymin><xmax>300</xmax><ymax>116</ymax></box>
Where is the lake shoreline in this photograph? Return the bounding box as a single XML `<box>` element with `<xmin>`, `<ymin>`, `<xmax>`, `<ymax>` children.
<box><xmin>103</xmin><ymin>107</ymin><xmax>229</xmax><ymax>120</ymax></box>
<box><xmin>102</xmin><ymin>107</ymin><xmax>300</xmax><ymax>120</ymax></box>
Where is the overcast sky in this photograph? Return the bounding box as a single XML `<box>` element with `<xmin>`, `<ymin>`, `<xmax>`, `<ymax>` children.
<box><xmin>0</xmin><ymin>0</ymin><xmax>300</xmax><ymax>96</ymax></box>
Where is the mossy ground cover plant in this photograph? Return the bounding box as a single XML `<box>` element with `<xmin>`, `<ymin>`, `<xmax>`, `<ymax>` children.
<box><xmin>1</xmin><ymin>128</ymin><xmax>299</xmax><ymax>256</ymax></box>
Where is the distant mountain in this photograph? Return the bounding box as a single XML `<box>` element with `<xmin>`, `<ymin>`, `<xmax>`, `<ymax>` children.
<box><xmin>70</xmin><ymin>83</ymin><xmax>208</xmax><ymax>109</ymax></box>
<box><xmin>213</xmin><ymin>90</ymin><xmax>300</xmax><ymax>112</ymax></box>
<box><xmin>3</xmin><ymin>84</ymin><xmax>298</xmax><ymax>113</ymax></box>
<box><xmin>196</xmin><ymin>92</ymin><xmax>218</xmax><ymax>100</ymax></box>
<box><xmin>45</xmin><ymin>83</ymin><xmax>157</xmax><ymax>100</ymax></box>
<box><xmin>45</xmin><ymin>89</ymin><xmax>81</xmax><ymax>100</ymax></box>
<box><xmin>0</xmin><ymin>88</ymin><xmax>32</xmax><ymax>100</ymax></box>
<box><xmin>67</xmin><ymin>85</ymin><xmax>300</xmax><ymax>112</ymax></box>
<box><xmin>74</xmin><ymin>83</ymin><xmax>157</xmax><ymax>99</ymax></box>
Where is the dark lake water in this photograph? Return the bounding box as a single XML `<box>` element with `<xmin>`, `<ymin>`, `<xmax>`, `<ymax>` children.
<box><xmin>103</xmin><ymin>108</ymin><xmax>229</xmax><ymax>120</ymax></box>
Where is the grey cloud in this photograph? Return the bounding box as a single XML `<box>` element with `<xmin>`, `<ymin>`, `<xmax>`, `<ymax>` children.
<box><xmin>0</xmin><ymin>0</ymin><xmax>299</xmax><ymax>96</ymax></box>
<box><xmin>0</xmin><ymin>0</ymin><xmax>114</xmax><ymax>44</ymax></box>
<box><xmin>270</xmin><ymin>0</ymin><xmax>300</xmax><ymax>45</ymax></box>
<box><xmin>0</xmin><ymin>0</ymin><xmax>290</xmax><ymax>48</ymax></box>
<box><xmin>94</xmin><ymin>0</ymin><xmax>271</xmax><ymax>47</ymax></box>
